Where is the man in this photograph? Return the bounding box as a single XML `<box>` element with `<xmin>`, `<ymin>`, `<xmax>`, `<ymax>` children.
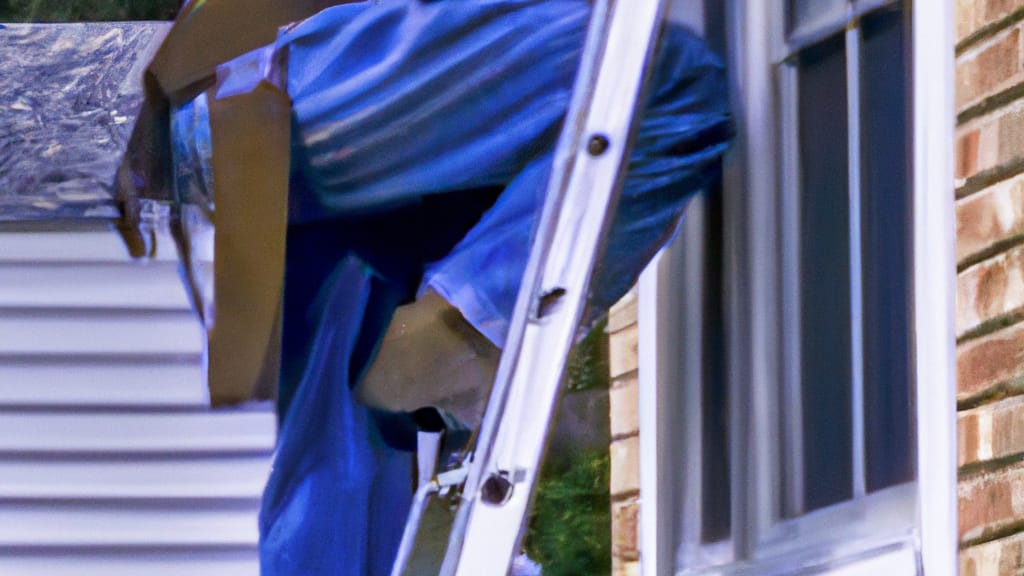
<box><xmin>119</xmin><ymin>0</ymin><xmax>731</xmax><ymax>573</ymax></box>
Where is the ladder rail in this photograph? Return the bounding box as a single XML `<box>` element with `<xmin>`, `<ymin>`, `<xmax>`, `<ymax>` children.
<box><xmin>438</xmin><ymin>0</ymin><xmax>670</xmax><ymax>572</ymax></box>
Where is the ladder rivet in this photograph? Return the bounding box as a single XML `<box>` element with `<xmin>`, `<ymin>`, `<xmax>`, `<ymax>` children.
<box><xmin>587</xmin><ymin>134</ymin><xmax>609</xmax><ymax>156</ymax></box>
<box><xmin>480</xmin><ymin>473</ymin><xmax>514</xmax><ymax>506</ymax></box>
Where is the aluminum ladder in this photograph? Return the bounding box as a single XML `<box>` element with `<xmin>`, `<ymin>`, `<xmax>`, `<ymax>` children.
<box><xmin>391</xmin><ymin>0</ymin><xmax>671</xmax><ymax>573</ymax></box>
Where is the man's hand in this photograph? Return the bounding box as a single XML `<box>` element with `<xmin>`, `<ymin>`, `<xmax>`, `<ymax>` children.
<box><xmin>357</xmin><ymin>289</ymin><xmax>500</xmax><ymax>428</ymax></box>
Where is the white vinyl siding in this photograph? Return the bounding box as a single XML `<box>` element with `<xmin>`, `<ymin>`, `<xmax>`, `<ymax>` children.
<box><xmin>0</xmin><ymin>223</ymin><xmax>274</xmax><ymax>575</ymax></box>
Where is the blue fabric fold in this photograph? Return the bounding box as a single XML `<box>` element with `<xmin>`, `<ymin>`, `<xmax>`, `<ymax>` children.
<box><xmin>281</xmin><ymin>0</ymin><xmax>731</xmax><ymax>346</ymax></box>
<box><xmin>255</xmin><ymin>1</ymin><xmax>732</xmax><ymax>573</ymax></box>
<box><xmin>261</xmin><ymin>255</ymin><xmax>412</xmax><ymax>576</ymax></box>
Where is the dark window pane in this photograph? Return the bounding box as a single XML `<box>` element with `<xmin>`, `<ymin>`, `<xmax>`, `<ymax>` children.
<box><xmin>703</xmin><ymin>0</ymin><xmax>728</xmax><ymax>59</ymax></box>
<box><xmin>860</xmin><ymin>6</ymin><xmax>914</xmax><ymax>492</ymax></box>
<box><xmin>798</xmin><ymin>34</ymin><xmax>853</xmax><ymax>513</ymax></box>
<box><xmin>787</xmin><ymin>0</ymin><xmax>846</xmax><ymax>35</ymax></box>
<box><xmin>701</xmin><ymin>175</ymin><xmax>730</xmax><ymax>543</ymax></box>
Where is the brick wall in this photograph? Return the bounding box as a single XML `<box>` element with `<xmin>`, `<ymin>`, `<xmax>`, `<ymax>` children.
<box><xmin>607</xmin><ymin>288</ymin><xmax>640</xmax><ymax>576</ymax></box>
<box><xmin>611</xmin><ymin>3</ymin><xmax>1016</xmax><ymax>571</ymax></box>
<box><xmin>956</xmin><ymin>1</ymin><xmax>1024</xmax><ymax>574</ymax></box>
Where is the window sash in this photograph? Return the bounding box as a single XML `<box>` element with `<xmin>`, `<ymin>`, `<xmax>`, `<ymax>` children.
<box><xmin>642</xmin><ymin>5</ymin><xmax>736</xmax><ymax>574</ymax></box>
<box><xmin>781</xmin><ymin>0</ymin><xmax>900</xmax><ymax>60</ymax></box>
<box><xmin>730</xmin><ymin>0</ymin><xmax>923</xmax><ymax>563</ymax></box>
<box><xmin>779</xmin><ymin>19</ymin><xmax>866</xmax><ymax>519</ymax></box>
<box><xmin>669</xmin><ymin>484</ymin><xmax>916</xmax><ymax>576</ymax></box>
<box><xmin>643</xmin><ymin>0</ymin><xmax>953</xmax><ymax>574</ymax></box>
<box><xmin>755</xmin><ymin>483</ymin><xmax>916</xmax><ymax>563</ymax></box>
<box><xmin>636</xmin><ymin>0</ymin><xmax>958</xmax><ymax>573</ymax></box>
<box><xmin>640</xmin><ymin>199</ymin><xmax>738</xmax><ymax>575</ymax></box>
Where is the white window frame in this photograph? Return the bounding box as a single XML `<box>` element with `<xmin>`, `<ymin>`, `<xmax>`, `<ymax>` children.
<box><xmin>638</xmin><ymin>5</ymin><xmax>739</xmax><ymax>575</ymax></box>
<box><xmin>773</xmin><ymin>0</ymin><xmax>910</xmax><ymax>545</ymax></box>
<box><xmin>637</xmin><ymin>0</ymin><xmax>956</xmax><ymax>574</ymax></box>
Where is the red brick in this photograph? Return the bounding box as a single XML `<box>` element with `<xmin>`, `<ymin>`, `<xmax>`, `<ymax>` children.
<box><xmin>959</xmin><ymin>462</ymin><xmax>1024</xmax><ymax>541</ymax></box>
<box><xmin>957</xmin><ymin>174</ymin><xmax>1024</xmax><ymax>262</ymax></box>
<box><xmin>986</xmin><ymin>0</ymin><xmax>1024</xmax><ymax>23</ymax></box>
<box><xmin>950</xmin><ymin>3</ymin><xmax>1024</xmax><ymax>571</ymax></box>
<box><xmin>958</xmin><ymin>321</ymin><xmax>1024</xmax><ymax>399</ymax></box>
<box><xmin>999</xmin><ymin>106</ymin><xmax>1024</xmax><ymax>164</ymax></box>
<box><xmin>957</xmin><ymin>27</ymin><xmax>1022</xmax><ymax>110</ymax></box>
<box><xmin>957</xmin><ymin>0</ymin><xmax>1024</xmax><ymax>44</ymax></box>
<box><xmin>959</xmin><ymin>128</ymin><xmax>982</xmax><ymax>179</ymax></box>
<box><xmin>956</xmin><ymin>245</ymin><xmax>1024</xmax><ymax>336</ymax></box>
<box><xmin>961</xmin><ymin>530</ymin><xmax>1024</xmax><ymax>575</ymax></box>
<box><xmin>961</xmin><ymin>411</ymin><xmax>981</xmax><ymax>468</ymax></box>
<box><xmin>959</xmin><ymin>0</ymin><xmax>979</xmax><ymax>43</ymax></box>
<box><xmin>611</xmin><ymin>499</ymin><xmax>640</xmax><ymax>561</ymax></box>
<box><xmin>955</xmin><ymin>110</ymin><xmax>1006</xmax><ymax>182</ymax></box>
<box><xmin>989</xmin><ymin>399</ymin><xmax>1024</xmax><ymax>459</ymax></box>
<box><xmin>959</xmin><ymin>396</ymin><xmax>1024</xmax><ymax>467</ymax></box>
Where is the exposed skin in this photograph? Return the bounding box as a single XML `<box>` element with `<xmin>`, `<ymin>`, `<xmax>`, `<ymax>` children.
<box><xmin>357</xmin><ymin>289</ymin><xmax>501</xmax><ymax>428</ymax></box>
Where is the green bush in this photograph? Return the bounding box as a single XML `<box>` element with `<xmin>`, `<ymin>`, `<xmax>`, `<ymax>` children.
<box><xmin>567</xmin><ymin>320</ymin><xmax>610</xmax><ymax>392</ymax></box>
<box><xmin>526</xmin><ymin>449</ymin><xmax>612</xmax><ymax>576</ymax></box>
<box><xmin>526</xmin><ymin>323</ymin><xmax>611</xmax><ymax>574</ymax></box>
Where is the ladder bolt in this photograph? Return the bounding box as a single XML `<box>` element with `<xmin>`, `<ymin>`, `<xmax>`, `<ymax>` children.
<box><xmin>587</xmin><ymin>134</ymin><xmax>609</xmax><ymax>156</ymax></box>
<box><xmin>480</xmin><ymin>472</ymin><xmax>514</xmax><ymax>506</ymax></box>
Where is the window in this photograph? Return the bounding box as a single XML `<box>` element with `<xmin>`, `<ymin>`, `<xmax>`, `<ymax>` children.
<box><xmin>639</xmin><ymin>0</ymin><xmax>958</xmax><ymax>574</ymax></box>
<box><xmin>780</xmin><ymin>2</ymin><xmax>914</xmax><ymax>520</ymax></box>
